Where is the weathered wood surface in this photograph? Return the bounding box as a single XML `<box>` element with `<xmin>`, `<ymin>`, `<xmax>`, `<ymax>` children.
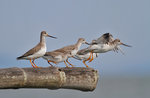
<box><xmin>0</xmin><ymin>67</ymin><xmax>99</xmax><ymax>91</ymax></box>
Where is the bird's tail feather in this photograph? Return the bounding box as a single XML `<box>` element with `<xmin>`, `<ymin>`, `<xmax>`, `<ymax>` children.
<box><xmin>16</xmin><ymin>56</ymin><xmax>24</xmax><ymax>60</ymax></box>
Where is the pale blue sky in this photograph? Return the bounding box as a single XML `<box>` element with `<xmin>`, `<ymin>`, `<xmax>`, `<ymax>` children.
<box><xmin>0</xmin><ymin>0</ymin><xmax>150</xmax><ymax>76</ymax></box>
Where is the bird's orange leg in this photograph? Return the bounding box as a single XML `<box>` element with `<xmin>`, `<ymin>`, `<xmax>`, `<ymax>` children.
<box><xmin>32</xmin><ymin>59</ymin><xmax>41</xmax><ymax>68</ymax></box>
<box><xmin>88</xmin><ymin>52</ymin><xmax>94</xmax><ymax>63</ymax></box>
<box><xmin>66</xmin><ymin>59</ymin><xmax>75</xmax><ymax>67</ymax></box>
<box><xmin>30</xmin><ymin>59</ymin><xmax>36</xmax><ymax>68</ymax></box>
<box><xmin>47</xmin><ymin>60</ymin><xmax>54</xmax><ymax>67</ymax></box>
<box><xmin>48</xmin><ymin>60</ymin><xmax>57</xmax><ymax>64</ymax></box>
<box><xmin>64</xmin><ymin>61</ymin><xmax>69</xmax><ymax>67</ymax></box>
<box><xmin>86</xmin><ymin>52</ymin><xmax>92</xmax><ymax>61</ymax></box>
<box><xmin>83</xmin><ymin>60</ymin><xmax>89</xmax><ymax>67</ymax></box>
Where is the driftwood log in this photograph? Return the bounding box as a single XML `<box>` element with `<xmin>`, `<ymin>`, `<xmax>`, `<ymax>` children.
<box><xmin>0</xmin><ymin>67</ymin><xmax>99</xmax><ymax>91</ymax></box>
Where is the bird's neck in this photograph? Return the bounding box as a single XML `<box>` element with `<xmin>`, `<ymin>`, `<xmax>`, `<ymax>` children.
<box><xmin>75</xmin><ymin>41</ymin><xmax>82</xmax><ymax>50</ymax></box>
<box><xmin>40</xmin><ymin>35</ymin><xmax>46</xmax><ymax>43</ymax></box>
<box><xmin>40</xmin><ymin>35</ymin><xmax>46</xmax><ymax>48</ymax></box>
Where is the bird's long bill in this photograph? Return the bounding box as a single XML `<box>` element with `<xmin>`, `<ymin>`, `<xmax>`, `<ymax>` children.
<box><xmin>47</xmin><ymin>34</ymin><xmax>57</xmax><ymax>39</ymax></box>
<box><xmin>121</xmin><ymin>43</ymin><xmax>132</xmax><ymax>47</ymax></box>
<box><xmin>85</xmin><ymin>42</ymin><xmax>90</xmax><ymax>45</ymax></box>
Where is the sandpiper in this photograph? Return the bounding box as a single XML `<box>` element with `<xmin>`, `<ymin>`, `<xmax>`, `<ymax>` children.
<box><xmin>73</xmin><ymin>48</ymin><xmax>99</xmax><ymax>67</ymax></box>
<box><xmin>86</xmin><ymin>38</ymin><xmax>131</xmax><ymax>53</ymax></box>
<box><xmin>17</xmin><ymin>31</ymin><xmax>57</xmax><ymax>68</ymax></box>
<box><xmin>42</xmin><ymin>51</ymin><xmax>70</xmax><ymax>67</ymax></box>
<box><xmin>43</xmin><ymin>38</ymin><xmax>89</xmax><ymax>67</ymax></box>
<box><xmin>83</xmin><ymin>33</ymin><xmax>131</xmax><ymax>62</ymax></box>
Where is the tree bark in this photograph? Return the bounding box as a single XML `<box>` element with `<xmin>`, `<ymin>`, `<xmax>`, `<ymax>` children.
<box><xmin>0</xmin><ymin>67</ymin><xmax>99</xmax><ymax>91</ymax></box>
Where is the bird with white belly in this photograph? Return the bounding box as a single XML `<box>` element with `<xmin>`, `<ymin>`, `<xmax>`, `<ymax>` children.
<box><xmin>42</xmin><ymin>38</ymin><xmax>89</xmax><ymax>67</ymax></box>
<box><xmin>17</xmin><ymin>31</ymin><xmax>57</xmax><ymax>68</ymax></box>
<box><xmin>81</xmin><ymin>33</ymin><xmax>131</xmax><ymax>62</ymax></box>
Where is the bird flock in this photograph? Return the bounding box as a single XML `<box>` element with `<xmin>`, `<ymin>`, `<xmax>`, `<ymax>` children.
<box><xmin>17</xmin><ymin>31</ymin><xmax>131</xmax><ymax>69</ymax></box>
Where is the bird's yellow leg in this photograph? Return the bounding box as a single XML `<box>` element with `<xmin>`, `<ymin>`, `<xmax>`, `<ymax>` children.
<box><xmin>30</xmin><ymin>59</ymin><xmax>36</xmax><ymax>68</ymax></box>
<box><xmin>66</xmin><ymin>59</ymin><xmax>75</xmax><ymax>67</ymax></box>
<box><xmin>83</xmin><ymin>60</ymin><xmax>89</xmax><ymax>68</ymax></box>
<box><xmin>89</xmin><ymin>52</ymin><xmax>94</xmax><ymax>63</ymax></box>
<box><xmin>64</xmin><ymin>61</ymin><xmax>69</xmax><ymax>67</ymax></box>
<box><xmin>32</xmin><ymin>60</ymin><xmax>41</xmax><ymax>68</ymax></box>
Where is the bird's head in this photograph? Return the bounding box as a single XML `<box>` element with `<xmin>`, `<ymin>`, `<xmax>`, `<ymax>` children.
<box><xmin>78</xmin><ymin>38</ymin><xmax>90</xmax><ymax>45</ymax></box>
<box><xmin>41</xmin><ymin>31</ymin><xmax>57</xmax><ymax>39</ymax></box>
<box><xmin>114</xmin><ymin>39</ymin><xmax>131</xmax><ymax>47</ymax></box>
